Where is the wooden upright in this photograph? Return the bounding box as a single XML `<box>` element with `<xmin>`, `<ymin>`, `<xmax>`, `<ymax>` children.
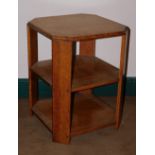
<box><xmin>27</xmin><ymin>14</ymin><xmax>130</xmax><ymax>144</ymax></box>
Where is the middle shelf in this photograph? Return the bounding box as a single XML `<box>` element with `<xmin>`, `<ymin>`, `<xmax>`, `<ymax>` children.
<box><xmin>31</xmin><ymin>55</ymin><xmax>119</xmax><ymax>92</ymax></box>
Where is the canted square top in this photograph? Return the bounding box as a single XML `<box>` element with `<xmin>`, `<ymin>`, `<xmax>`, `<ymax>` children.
<box><xmin>28</xmin><ymin>14</ymin><xmax>128</xmax><ymax>41</ymax></box>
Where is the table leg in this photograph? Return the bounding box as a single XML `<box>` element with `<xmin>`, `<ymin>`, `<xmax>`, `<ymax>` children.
<box><xmin>116</xmin><ymin>30</ymin><xmax>129</xmax><ymax>128</ymax></box>
<box><xmin>79</xmin><ymin>40</ymin><xmax>96</xmax><ymax>94</ymax></box>
<box><xmin>52</xmin><ymin>40</ymin><xmax>73</xmax><ymax>144</ymax></box>
<box><xmin>27</xmin><ymin>26</ymin><xmax>38</xmax><ymax>115</ymax></box>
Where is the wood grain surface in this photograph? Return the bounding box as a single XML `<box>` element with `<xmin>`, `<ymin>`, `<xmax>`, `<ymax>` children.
<box><xmin>27</xmin><ymin>14</ymin><xmax>130</xmax><ymax>144</ymax></box>
<box><xmin>27</xmin><ymin>26</ymin><xmax>38</xmax><ymax>115</ymax></box>
<box><xmin>51</xmin><ymin>40</ymin><xmax>73</xmax><ymax>144</ymax></box>
<box><xmin>28</xmin><ymin>14</ymin><xmax>127</xmax><ymax>41</ymax></box>
<box><xmin>31</xmin><ymin>56</ymin><xmax>119</xmax><ymax>92</ymax></box>
<box><xmin>32</xmin><ymin>93</ymin><xmax>115</xmax><ymax>137</ymax></box>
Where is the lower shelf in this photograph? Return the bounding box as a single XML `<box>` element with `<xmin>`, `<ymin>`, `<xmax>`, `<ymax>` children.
<box><xmin>32</xmin><ymin>93</ymin><xmax>115</xmax><ymax>136</ymax></box>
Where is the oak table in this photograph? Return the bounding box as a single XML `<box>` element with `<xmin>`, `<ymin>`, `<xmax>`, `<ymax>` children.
<box><xmin>27</xmin><ymin>14</ymin><xmax>130</xmax><ymax>144</ymax></box>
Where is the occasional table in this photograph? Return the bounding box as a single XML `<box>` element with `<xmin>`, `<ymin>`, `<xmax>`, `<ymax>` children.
<box><xmin>27</xmin><ymin>14</ymin><xmax>130</xmax><ymax>144</ymax></box>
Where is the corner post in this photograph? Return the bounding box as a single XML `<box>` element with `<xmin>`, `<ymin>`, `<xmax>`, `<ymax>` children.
<box><xmin>27</xmin><ymin>25</ymin><xmax>38</xmax><ymax>115</ymax></box>
<box><xmin>79</xmin><ymin>39</ymin><xmax>96</xmax><ymax>94</ymax></box>
<box><xmin>52</xmin><ymin>39</ymin><xmax>73</xmax><ymax>144</ymax></box>
<box><xmin>116</xmin><ymin>29</ymin><xmax>130</xmax><ymax>128</ymax></box>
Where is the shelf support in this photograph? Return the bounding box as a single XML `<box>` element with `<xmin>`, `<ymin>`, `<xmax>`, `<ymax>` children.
<box><xmin>116</xmin><ymin>30</ymin><xmax>130</xmax><ymax>128</ymax></box>
<box><xmin>80</xmin><ymin>40</ymin><xmax>95</xmax><ymax>56</ymax></box>
<box><xmin>79</xmin><ymin>40</ymin><xmax>96</xmax><ymax>94</ymax></box>
<box><xmin>52</xmin><ymin>40</ymin><xmax>73</xmax><ymax>144</ymax></box>
<box><xmin>27</xmin><ymin>26</ymin><xmax>38</xmax><ymax>115</ymax></box>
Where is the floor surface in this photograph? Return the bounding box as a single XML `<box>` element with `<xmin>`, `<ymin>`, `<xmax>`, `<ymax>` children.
<box><xmin>19</xmin><ymin>97</ymin><xmax>136</xmax><ymax>155</ymax></box>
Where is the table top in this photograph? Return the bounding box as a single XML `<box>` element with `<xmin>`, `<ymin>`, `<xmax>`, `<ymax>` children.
<box><xmin>28</xmin><ymin>14</ymin><xmax>128</xmax><ymax>41</ymax></box>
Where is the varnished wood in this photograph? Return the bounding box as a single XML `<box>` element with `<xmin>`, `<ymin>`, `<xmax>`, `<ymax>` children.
<box><xmin>27</xmin><ymin>14</ymin><xmax>130</xmax><ymax>144</ymax></box>
<box><xmin>71</xmin><ymin>93</ymin><xmax>115</xmax><ymax>136</ymax></box>
<box><xmin>27</xmin><ymin>26</ymin><xmax>38</xmax><ymax>115</ymax></box>
<box><xmin>52</xmin><ymin>40</ymin><xmax>73</xmax><ymax>144</ymax></box>
<box><xmin>79</xmin><ymin>40</ymin><xmax>96</xmax><ymax>94</ymax></box>
<box><xmin>32</xmin><ymin>99</ymin><xmax>53</xmax><ymax>131</ymax></box>
<box><xmin>31</xmin><ymin>56</ymin><xmax>119</xmax><ymax>92</ymax></box>
<box><xmin>32</xmin><ymin>93</ymin><xmax>115</xmax><ymax>136</ymax></box>
<box><xmin>28</xmin><ymin>14</ymin><xmax>127</xmax><ymax>41</ymax></box>
<box><xmin>80</xmin><ymin>40</ymin><xmax>95</xmax><ymax>56</ymax></box>
<box><xmin>115</xmin><ymin>32</ymin><xmax>129</xmax><ymax>128</ymax></box>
